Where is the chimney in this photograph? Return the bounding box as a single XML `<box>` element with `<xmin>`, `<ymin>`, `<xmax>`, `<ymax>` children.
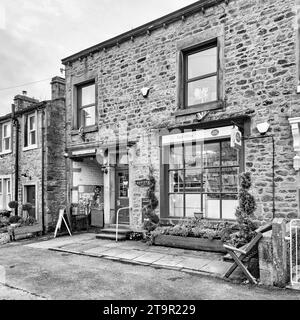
<box><xmin>13</xmin><ymin>93</ymin><xmax>39</xmax><ymax>112</ymax></box>
<box><xmin>51</xmin><ymin>76</ymin><xmax>65</xmax><ymax>100</ymax></box>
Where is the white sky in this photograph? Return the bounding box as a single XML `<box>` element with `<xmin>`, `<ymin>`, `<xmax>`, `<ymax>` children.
<box><xmin>0</xmin><ymin>0</ymin><xmax>197</xmax><ymax>115</ymax></box>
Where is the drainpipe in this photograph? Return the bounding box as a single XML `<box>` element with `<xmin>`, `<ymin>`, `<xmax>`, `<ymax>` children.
<box><xmin>41</xmin><ymin>108</ymin><xmax>46</xmax><ymax>235</ymax></box>
<box><xmin>12</xmin><ymin>104</ymin><xmax>19</xmax><ymax>216</ymax></box>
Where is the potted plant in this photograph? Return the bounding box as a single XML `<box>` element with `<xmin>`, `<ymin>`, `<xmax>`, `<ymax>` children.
<box><xmin>194</xmin><ymin>212</ymin><xmax>204</xmax><ymax>219</ymax></box>
<box><xmin>22</xmin><ymin>203</ymin><xmax>33</xmax><ymax>221</ymax></box>
<box><xmin>8</xmin><ymin>201</ymin><xmax>18</xmax><ymax>216</ymax></box>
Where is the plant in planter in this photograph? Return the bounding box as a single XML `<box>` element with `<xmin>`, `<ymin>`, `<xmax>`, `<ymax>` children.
<box><xmin>22</xmin><ymin>203</ymin><xmax>33</xmax><ymax>221</ymax></box>
<box><xmin>226</xmin><ymin>172</ymin><xmax>258</xmax><ymax>248</ymax></box>
<box><xmin>142</xmin><ymin>166</ymin><xmax>159</xmax><ymax>233</ymax></box>
<box><xmin>8</xmin><ymin>201</ymin><xmax>18</xmax><ymax>216</ymax></box>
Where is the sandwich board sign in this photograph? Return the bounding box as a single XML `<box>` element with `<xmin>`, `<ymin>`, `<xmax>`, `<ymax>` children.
<box><xmin>54</xmin><ymin>207</ymin><xmax>72</xmax><ymax>238</ymax></box>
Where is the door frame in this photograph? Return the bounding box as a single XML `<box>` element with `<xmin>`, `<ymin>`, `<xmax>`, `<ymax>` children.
<box><xmin>115</xmin><ymin>165</ymin><xmax>129</xmax><ymax>224</ymax></box>
<box><xmin>23</xmin><ymin>182</ymin><xmax>38</xmax><ymax>220</ymax></box>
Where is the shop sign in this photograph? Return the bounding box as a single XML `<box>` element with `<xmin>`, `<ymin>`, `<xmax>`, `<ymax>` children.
<box><xmin>135</xmin><ymin>179</ymin><xmax>151</xmax><ymax>187</ymax></box>
<box><xmin>230</xmin><ymin>126</ymin><xmax>242</xmax><ymax>150</ymax></box>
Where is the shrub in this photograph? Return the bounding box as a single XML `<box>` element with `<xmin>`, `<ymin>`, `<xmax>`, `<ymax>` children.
<box><xmin>129</xmin><ymin>232</ymin><xmax>144</xmax><ymax>241</ymax></box>
<box><xmin>226</xmin><ymin>172</ymin><xmax>258</xmax><ymax>247</ymax></box>
<box><xmin>0</xmin><ymin>210</ymin><xmax>11</xmax><ymax>218</ymax></box>
<box><xmin>9</xmin><ymin>216</ymin><xmax>22</xmax><ymax>224</ymax></box>
<box><xmin>23</xmin><ymin>216</ymin><xmax>36</xmax><ymax>226</ymax></box>
<box><xmin>22</xmin><ymin>203</ymin><xmax>33</xmax><ymax>212</ymax></box>
<box><xmin>8</xmin><ymin>201</ymin><xmax>18</xmax><ymax>209</ymax></box>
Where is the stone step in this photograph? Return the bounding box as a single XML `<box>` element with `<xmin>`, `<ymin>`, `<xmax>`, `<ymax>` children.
<box><xmin>109</xmin><ymin>224</ymin><xmax>131</xmax><ymax>230</ymax></box>
<box><xmin>96</xmin><ymin>233</ymin><xmax>127</xmax><ymax>241</ymax></box>
<box><xmin>100</xmin><ymin>228</ymin><xmax>131</xmax><ymax>235</ymax></box>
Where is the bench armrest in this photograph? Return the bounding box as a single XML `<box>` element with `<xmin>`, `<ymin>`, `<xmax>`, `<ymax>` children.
<box><xmin>223</xmin><ymin>244</ymin><xmax>247</xmax><ymax>255</ymax></box>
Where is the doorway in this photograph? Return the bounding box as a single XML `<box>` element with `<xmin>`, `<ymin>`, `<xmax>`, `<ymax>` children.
<box><xmin>115</xmin><ymin>167</ymin><xmax>129</xmax><ymax>224</ymax></box>
<box><xmin>24</xmin><ymin>185</ymin><xmax>36</xmax><ymax>219</ymax></box>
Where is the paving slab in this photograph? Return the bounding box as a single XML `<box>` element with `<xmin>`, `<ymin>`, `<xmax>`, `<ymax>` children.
<box><xmin>152</xmin><ymin>255</ymin><xmax>184</xmax><ymax>267</ymax></box>
<box><xmin>101</xmin><ymin>248</ymin><xmax>128</xmax><ymax>258</ymax></box>
<box><xmin>114</xmin><ymin>250</ymin><xmax>145</xmax><ymax>260</ymax></box>
<box><xmin>176</xmin><ymin>257</ymin><xmax>212</xmax><ymax>271</ymax></box>
<box><xmin>133</xmin><ymin>252</ymin><xmax>166</xmax><ymax>264</ymax></box>
<box><xmin>83</xmin><ymin>246</ymin><xmax>111</xmax><ymax>255</ymax></box>
<box><xmin>201</xmin><ymin>260</ymin><xmax>232</xmax><ymax>274</ymax></box>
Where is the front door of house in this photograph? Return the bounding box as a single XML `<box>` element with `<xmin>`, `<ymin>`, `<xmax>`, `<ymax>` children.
<box><xmin>25</xmin><ymin>186</ymin><xmax>36</xmax><ymax>218</ymax></box>
<box><xmin>115</xmin><ymin>168</ymin><xmax>129</xmax><ymax>224</ymax></box>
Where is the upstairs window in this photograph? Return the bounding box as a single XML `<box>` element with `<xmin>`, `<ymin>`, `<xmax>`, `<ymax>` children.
<box><xmin>24</xmin><ymin>112</ymin><xmax>37</xmax><ymax>149</ymax></box>
<box><xmin>1</xmin><ymin>122</ymin><xmax>11</xmax><ymax>153</ymax></box>
<box><xmin>184</xmin><ymin>42</ymin><xmax>218</xmax><ymax>108</ymax></box>
<box><xmin>77</xmin><ymin>82</ymin><xmax>96</xmax><ymax>128</ymax></box>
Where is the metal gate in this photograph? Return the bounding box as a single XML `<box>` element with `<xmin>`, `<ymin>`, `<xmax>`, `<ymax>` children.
<box><xmin>289</xmin><ymin>219</ymin><xmax>300</xmax><ymax>286</ymax></box>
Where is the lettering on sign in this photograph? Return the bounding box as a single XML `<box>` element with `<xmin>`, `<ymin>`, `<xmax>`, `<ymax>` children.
<box><xmin>135</xmin><ymin>179</ymin><xmax>151</xmax><ymax>187</ymax></box>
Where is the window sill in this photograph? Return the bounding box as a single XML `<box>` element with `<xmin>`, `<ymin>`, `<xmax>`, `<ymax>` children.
<box><xmin>0</xmin><ymin>150</ymin><xmax>12</xmax><ymax>156</ymax></box>
<box><xmin>71</xmin><ymin>125</ymin><xmax>98</xmax><ymax>136</ymax></box>
<box><xmin>23</xmin><ymin>145</ymin><xmax>38</xmax><ymax>152</ymax></box>
<box><xmin>174</xmin><ymin>101</ymin><xmax>224</xmax><ymax>117</ymax></box>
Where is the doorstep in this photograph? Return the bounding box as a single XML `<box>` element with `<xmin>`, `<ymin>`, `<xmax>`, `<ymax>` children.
<box><xmin>25</xmin><ymin>233</ymin><xmax>244</xmax><ymax>281</ymax></box>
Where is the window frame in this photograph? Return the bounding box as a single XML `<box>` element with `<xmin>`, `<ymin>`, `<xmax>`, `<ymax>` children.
<box><xmin>1</xmin><ymin>121</ymin><xmax>12</xmax><ymax>154</ymax></box>
<box><xmin>76</xmin><ymin>81</ymin><xmax>96</xmax><ymax>129</ymax></box>
<box><xmin>183</xmin><ymin>40</ymin><xmax>219</xmax><ymax>110</ymax></box>
<box><xmin>0</xmin><ymin>175</ymin><xmax>12</xmax><ymax>210</ymax></box>
<box><xmin>175</xmin><ymin>26</ymin><xmax>225</xmax><ymax>116</ymax></box>
<box><xmin>23</xmin><ymin>111</ymin><xmax>38</xmax><ymax>151</ymax></box>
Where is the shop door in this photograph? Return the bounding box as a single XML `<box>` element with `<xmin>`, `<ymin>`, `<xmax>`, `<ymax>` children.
<box><xmin>25</xmin><ymin>186</ymin><xmax>36</xmax><ymax>218</ymax></box>
<box><xmin>115</xmin><ymin>168</ymin><xmax>129</xmax><ymax>224</ymax></box>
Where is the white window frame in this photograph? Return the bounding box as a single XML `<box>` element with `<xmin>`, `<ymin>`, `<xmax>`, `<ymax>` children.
<box><xmin>23</xmin><ymin>111</ymin><xmax>38</xmax><ymax>151</ymax></box>
<box><xmin>0</xmin><ymin>175</ymin><xmax>12</xmax><ymax>210</ymax></box>
<box><xmin>0</xmin><ymin>121</ymin><xmax>12</xmax><ymax>155</ymax></box>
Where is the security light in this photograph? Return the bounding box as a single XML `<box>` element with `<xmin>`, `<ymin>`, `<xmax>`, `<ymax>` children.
<box><xmin>256</xmin><ymin>122</ymin><xmax>270</xmax><ymax>135</ymax></box>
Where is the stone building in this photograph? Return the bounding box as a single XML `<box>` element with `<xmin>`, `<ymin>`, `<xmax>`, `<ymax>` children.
<box><xmin>61</xmin><ymin>0</ymin><xmax>300</xmax><ymax>230</ymax></box>
<box><xmin>0</xmin><ymin>77</ymin><xmax>67</xmax><ymax>232</ymax></box>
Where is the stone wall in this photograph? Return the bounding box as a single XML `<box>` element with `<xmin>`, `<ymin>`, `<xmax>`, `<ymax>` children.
<box><xmin>65</xmin><ymin>0</ymin><xmax>300</xmax><ymax>226</ymax></box>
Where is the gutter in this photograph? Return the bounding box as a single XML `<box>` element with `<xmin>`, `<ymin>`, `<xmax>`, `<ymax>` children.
<box><xmin>11</xmin><ymin>104</ymin><xmax>19</xmax><ymax>216</ymax></box>
<box><xmin>62</xmin><ymin>0</ymin><xmax>226</xmax><ymax>64</ymax></box>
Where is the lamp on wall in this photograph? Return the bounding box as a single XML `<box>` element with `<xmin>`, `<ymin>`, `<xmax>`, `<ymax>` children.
<box><xmin>256</xmin><ymin>122</ymin><xmax>270</xmax><ymax>135</ymax></box>
<box><xmin>21</xmin><ymin>170</ymin><xmax>32</xmax><ymax>180</ymax></box>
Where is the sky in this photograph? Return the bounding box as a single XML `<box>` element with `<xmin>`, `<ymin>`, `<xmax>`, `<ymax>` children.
<box><xmin>0</xmin><ymin>0</ymin><xmax>197</xmax><ymax>115</ymax></box>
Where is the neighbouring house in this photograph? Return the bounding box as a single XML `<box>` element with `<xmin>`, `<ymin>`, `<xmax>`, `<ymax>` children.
<box><xmin>61</xmin><ymin>0</ymin><xmax>300</xmax><ymax>237</ymax></box>
<box><xmin>0</xmin><ymin>76</ymin><xmax>67</xmax><ymax>233</ymax></box>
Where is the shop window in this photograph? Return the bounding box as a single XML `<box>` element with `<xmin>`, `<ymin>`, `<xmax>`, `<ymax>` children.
<box><xmin>24</xmin><ymin>112</ymin><xmax>37</xmax><ymax>149</ymax></box>
<box><xmin>165</xmin><ymin>140</ymin><xmax>240</xmax><ymax>220</ymax></box>
<box><xmin>0</xmin><ymin>177</ymin><xmax>11</xmax><ymax>210</ymax></box>
<box><xmin>0</xmin><ymin>122</ymin><xmax>12</xmax><ymax>153</ymax></box>
<box><xmin>184</xmin><ymin>42</ymin><xmax>218</xmax><ymax>109</ymax></box>
<box><xmin>77</xmin><ymin>82</ymin><xmax>96</xmax><ymax>128</ymax></box>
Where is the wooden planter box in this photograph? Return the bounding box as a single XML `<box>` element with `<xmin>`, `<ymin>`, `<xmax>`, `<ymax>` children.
<box><xmin>153</xmin><ymin>235</ymin><xmax>226</xmax><ymax>253</ymax></box>
<box><xmin>9</xmin><ymin>224</ymin><xmax>42</xmax><ymax>236</ymax></box>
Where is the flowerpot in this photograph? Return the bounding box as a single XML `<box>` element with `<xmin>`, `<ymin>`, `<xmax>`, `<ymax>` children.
<box><xmin>153</xmin><ymin>234</ymin><xmax>226</xmax><ymax>253</ymax></box>
<box><xmin>194</xmin><ymin>212</ymin><xmax>204</xmax><ymax>219</ymax></box>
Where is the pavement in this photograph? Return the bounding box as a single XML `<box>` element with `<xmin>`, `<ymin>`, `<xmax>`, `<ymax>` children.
<box><xmin>25</xmin><ymin>233</ymin><xmax>243</xmax><ymax>281</ymax></box>
<box><xmin>1</xmin><ymin>234</ymin><xmax>300</xmax><ymax>299</ymax></box>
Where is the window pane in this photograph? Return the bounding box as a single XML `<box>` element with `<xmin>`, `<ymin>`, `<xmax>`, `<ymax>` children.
<box><xmin>4</xmin><ymin>124</ymin><xmax>10</xmax><ymax>137</ymax></box>
<box><xmin>187</xmin><ymin>76</ymin><xmax>217</xmax><ymax>106</ymax></box>
<box><xmin>222</xmin><ymin>194</ymin><xmax>238</xmax><ymax>220</ymax></box>
<box><xmin>204</xmin><ymin>168</ymin><xmax>221</xmax><ymax>193</ymax></box>
<box><xmin>169</xmin><ymin>170</ymin><xmax>184</xmax><ymax>193</ymax></box>
<box><xmin>81</xmin><ymin>84</ymin><xmax>95</xmax><ymax>106</ymax></box>
<box><xmin>205</xmin><ymin>193</ymin><xmax>220</xmax><ymax>219</ymax></box>
<box><xmin>4</xmin><ymin>138</ymin><xmax>10</xmax><ymax>150</ymax></box>
<box><xmin>188</xmin><ymin>46</ymin><xmax>217</xmax><ymax>79</ymax></box>
<box><xmin>24</xmin><ymin>116</ymin><xmax>28</xmax><ymax>147</ymax></box>
<box><xmin>222</xmin><ymin>167</ymin><xmax>239</xmax><ymax>193</ymax></box>
<box><xmin>184</xmin><ymin>142</ymin><xmax>202</xmax><ymax>169</ymax></box>
<box><xmin>204</xmin><ymin>143</ymin><xmax>220</xmax><ymax>167</ymax></box>
<box><xmin>81</xmin><ymin>106</ymin><xmax>95</xmax><ymax>127</ymax></box>
<box><xmin>185</xmin><ymin>169</ymin><xmax>202</xmax><ymax>193</ymax></box>
<box><xmin>169</xmin><ymin>144</ymin><xmax>183</xmax><ymax>169</ymax></box>
<box><xmin>222</xmin><ymin>141</ymin><xmax>239</xmax><ymax>166</ymax></box>
<box><xmin>169</xmin><ymin>194</ymin><xmax>184</xmax><ymax>217</ymax></box>
<box><xmin>29</xmin><ymin>116</ymin><xmax>35</xmax><ymax>130</ymax></box>
<box><xmin>0</xmin><ymin>180</ymin><xmax>2</xmax><ymax>193</ymax></box>
<box><xmin>30</xmin><ymin>131</ymin><xmax>36</xmax><ymax>145</ymax></box>
<box><xmin>185</xmin><ymin>194</ymin><xmax>202</xmax><ymax>217</ymax></box>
